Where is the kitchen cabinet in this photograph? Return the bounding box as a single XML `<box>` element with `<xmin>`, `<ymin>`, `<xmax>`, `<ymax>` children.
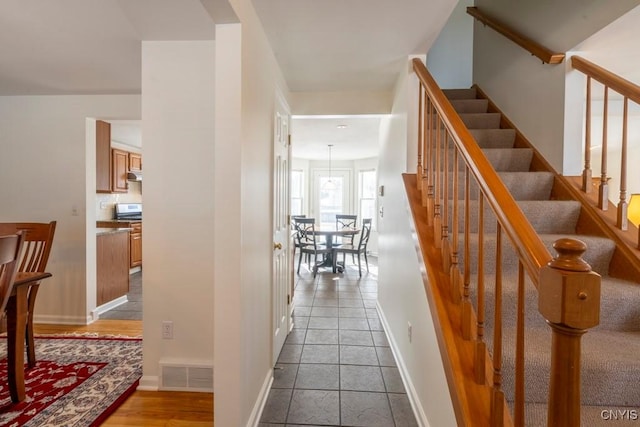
<box><xmin>97</xmin><ymin>229</ymin><xmax>130</xmax><ymax>306</ymax></box>
<box><xmin>96</xmin><ymin>120</ymin><xmax>112</xmax><ymax>193</ymax></box>
<box><xmin>129</xmin><ymin>222</ymin><xmax>142</xmax><ymax>268</ymax></box>
<box><xmin>128</xmin><ymin>152</ymin><xmax>142</xmax><ymax>171</ymax></box>
<box><xmin>111</xmin><ymin>148</ymin><xmax>129</xmax><ymax>193</ymax></box>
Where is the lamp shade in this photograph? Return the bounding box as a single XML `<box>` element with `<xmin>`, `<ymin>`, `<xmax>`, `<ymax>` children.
<box><xmin>628</xmin><ymin>194</ymin><xmax>640</xmax><ymax>227</ymax></box>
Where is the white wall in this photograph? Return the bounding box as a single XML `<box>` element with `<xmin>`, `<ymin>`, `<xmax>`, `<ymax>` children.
<box><xmin>0</xmin><ymin>95</ymin><xmax>140</xmax><ymax>324</ymax></box>
<box><xmin>377</xmin><ymin>59</ymin><xmax>456</xmax><ymax>427</ymax></box>
<box><xmin>140</xmin><ymin>41</ymin><xmax>216</xmax><ymax>387</ymax></box>
<box><xmin>213</xmin><ymin>0</ymin><xmax>290</xmax><ymax>425</ymax></box>
<box><xmin>427</xmin><ymin>0</ymin><xmax>474</xmax><ymax>89</ymax></box>
<box><xmin>473</xmin><ymin>0</ymin><xmax>640</xmax><ymax>173</ymax></box>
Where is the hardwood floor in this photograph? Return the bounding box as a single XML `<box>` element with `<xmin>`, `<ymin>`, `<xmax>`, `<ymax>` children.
<box><xmin>33</xmin><ymin>319</ymin><xmax>214</xmax><ymax>426</ymax></box>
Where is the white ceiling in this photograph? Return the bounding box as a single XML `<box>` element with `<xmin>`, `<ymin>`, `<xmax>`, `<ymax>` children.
<box><xmin>0</xmin><ymin>0</ymin><xmax>455</xmax><ymax>159</ymax></box>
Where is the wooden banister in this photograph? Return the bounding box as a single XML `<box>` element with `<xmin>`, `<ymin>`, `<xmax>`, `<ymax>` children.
<box><xmin>467</xmin><ymin>7</ymin><xmax>565</xmax><ymax>65</ymax></box>
<box><xmin>572</xmin><ymin>56</ymin><xmax>640</xmax><ymax>104</ymax></box>
<box><xmin>410</xmin><ymin>58</ymin><xmax>602</xmax><ymax>426</ymax></box>
<box><xmin>572</xmin><ymin>55</ymin><xmax>640</xmax><ymax>247</ymax></box>
<box><xmin>412</xmin><ymin>58</ymin><xmax>551</xmax><ymax>281</ymax></box>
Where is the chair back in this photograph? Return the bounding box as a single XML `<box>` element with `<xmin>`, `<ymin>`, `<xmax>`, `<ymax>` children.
<box><xmin>358</xmin><ymin>218</ymin><xmax>372</xmax><ymax>250</ymax></box>
<box><xmin>0</xmin><ymin>232</ymin><xmax>25</xmax><ymax>313</ymax></box>
<box><xmin>335</xmin><ymin>214</ymin><xmax>357</xmax><ymax>231</ymax></box>
<box><xmin>294</xmin><ymin>217</ymin><xmax>317</xmax><ymax>248</ymax></box>
<box><xmin>0</xmin><ymin>222</ymin><xmax>57</xmax><ymax>274</ymax></box>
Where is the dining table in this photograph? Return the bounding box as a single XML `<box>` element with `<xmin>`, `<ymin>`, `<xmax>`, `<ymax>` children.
<box><xmin>5</xmin><ymin>271</ymin><xmax>52</xmax><ymax>402</ymax></box>
<box><xmin>311</xmin><ymin>228</ymin><xmax>360</xmax><ymax>273</ymax></box>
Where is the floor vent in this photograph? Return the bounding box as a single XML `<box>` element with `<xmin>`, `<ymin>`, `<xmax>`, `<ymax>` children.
<box><xmin>160</xmin><ymin>362</ymin><xmax>213</xmax><ymax>392</ymax></box>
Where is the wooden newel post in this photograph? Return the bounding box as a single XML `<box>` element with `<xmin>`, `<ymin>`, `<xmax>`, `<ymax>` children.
<box><xmin>538</xmin><ymin>238</ymin><xmax>600</xmax><ymax>427</ymax></box>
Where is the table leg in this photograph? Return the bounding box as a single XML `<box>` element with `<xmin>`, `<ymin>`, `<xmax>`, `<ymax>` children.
<box><xmin>6</xmin><ymin>286</ymin><xmax>28</xmax><ymax>402</ymax></box>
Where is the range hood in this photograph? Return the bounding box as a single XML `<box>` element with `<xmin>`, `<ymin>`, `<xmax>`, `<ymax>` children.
<box><xmin>127</xmin><ymin>171</ymin><xmax>142</xmax><ymax>181</ymax></box>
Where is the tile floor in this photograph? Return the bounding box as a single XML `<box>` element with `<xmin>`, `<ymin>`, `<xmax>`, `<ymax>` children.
<box><xmin>260</xmin><ymin>255</ymin><xmax>418</xmax><ymax>427</ymax></box>
<box><xmin>99</xmin><ymin>271</ymin><xmax>142</xmax><ymax>320</ymax></box>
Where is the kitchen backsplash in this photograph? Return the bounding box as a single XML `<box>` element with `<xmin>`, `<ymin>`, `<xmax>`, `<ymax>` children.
<box><xmin>96</xmin><ymin>181</ymin><xmax>142</xmax><ymax>220</ymax></box>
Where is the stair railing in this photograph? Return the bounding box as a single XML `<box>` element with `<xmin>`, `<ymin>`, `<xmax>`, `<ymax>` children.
<box><xmin>409</xmin><ymin>58</ymin><xmax>601</xmax><ymax>427</ymax></box>
<box><xmin>466</xmin><ymin>7</ymin><xmax>565</xmax><ymax>65</ymax></box>
<box><xmin>571</xmin><ymin>55</ymin><xmax>640</xmax><ymax>247</ymax></box>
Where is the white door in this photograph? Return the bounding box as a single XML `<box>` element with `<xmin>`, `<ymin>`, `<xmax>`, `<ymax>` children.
<box><xmin>272</xmin><ymin>92</ymin><xmax>291</xmax><ymax>364</ymax></box>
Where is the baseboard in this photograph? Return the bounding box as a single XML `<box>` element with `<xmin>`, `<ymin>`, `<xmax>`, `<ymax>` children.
<box><xmin>376</xmin><ymin>301</ymin><xmax>429</xmax><ymax>427</ymax></box>
<box><xmin>247</xmin><ymin>369</ymin><xmax>274</xmax><ymax>427</ymax></box>
<box><xmin>92</xmin><ymin>295</ymin><xmax>128</xmax><ymax>319</ymax></box>
<box><xmin>137</xmin><ymin>375</ymin><xmax>159</xmax><ymax>391</ymax></box>
<box><xmin>33</xmin><ymin>314</ymin><xmax>93</xmax><ymax>325</ymax></box>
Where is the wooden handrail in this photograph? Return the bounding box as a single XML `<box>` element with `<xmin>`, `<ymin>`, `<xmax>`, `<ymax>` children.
<box><xmin>467</xmin><ymin>7</ymin><xmax>565</xmax><ymax>65</ymax></box>
<box><xmin>572</xmin><ymin>55</ymin><xmax>640</xmax><ymax>104</ymax></box>
<box><xmin>412</xmin><ymin>58</ymin><xmax>552</xmax><ymax>282</ymax></box>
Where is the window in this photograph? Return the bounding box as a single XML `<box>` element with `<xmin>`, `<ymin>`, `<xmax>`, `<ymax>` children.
<box><xmin>312</xmin><ymin>169</ymin><xmax>351</xmax><ymax>229</ymax></box>
<box><xmin>359</xmin><ymin>169</ymin><xmax>377</xmax><ymax>227</ymax></box>
<box><xmin>291</xmin><ymin>169</ymin><xmax>304</xmax><ymax>216</ymax></box>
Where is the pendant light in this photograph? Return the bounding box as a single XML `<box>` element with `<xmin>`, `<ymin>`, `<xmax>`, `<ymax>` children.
<box><xmin>323</xmin><ymin>144</ymin><xmax>336</xmax><ymax>190</ymax></box>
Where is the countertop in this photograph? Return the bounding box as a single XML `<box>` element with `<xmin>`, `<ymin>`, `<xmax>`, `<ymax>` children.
<box><xmin>97</xmin><ymin>227</ymin><xmax>131</xmax><ymax>236</ymax></box>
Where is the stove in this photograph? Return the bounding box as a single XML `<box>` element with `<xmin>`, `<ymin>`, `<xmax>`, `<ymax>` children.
<box><xmin>115</xmin><ymin>203</ymin><xmax>142</xmax><ymax>221</ymax></box>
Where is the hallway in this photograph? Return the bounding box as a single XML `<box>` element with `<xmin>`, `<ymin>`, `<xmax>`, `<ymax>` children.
<box><xmin>259</xmin><ymin>257</ymin><xmax>418</xmax><ymax>426</ymax></box>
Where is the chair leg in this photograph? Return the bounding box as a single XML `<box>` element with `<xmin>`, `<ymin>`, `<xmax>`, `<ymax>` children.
<box><xmin>26</xmin><ymin>284</ymin><xmax>40</xmax><ymax>368</ymax></box>
<box><xmin>364</xmin><ymin>251</ymin><xmax>369</xmax><ymax>272</ymax></box>
<box><xmin>297</xmin><ymin>250</ymin><xmax>303</xmax><ymax>274</ymax></box>
<box><xmin>357</xmin><ymin>254</ymin><xmax>362</xmax><ymax>278</ymax></box>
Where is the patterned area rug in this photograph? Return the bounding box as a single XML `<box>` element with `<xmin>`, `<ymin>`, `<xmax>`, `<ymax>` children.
<box><xmin>0</xmin><ymin>336</ymin><xmax>142</xmax><ymax>427</ymax></box>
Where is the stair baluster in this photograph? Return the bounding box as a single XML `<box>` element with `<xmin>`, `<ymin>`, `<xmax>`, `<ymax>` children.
<box><xmin>616</xmin><ymin>97</ymin><xmax>629</xmax><ymax>230</ymax></box>
<box><xmin>474</xmin><ymin>193</ymin><xmax>487</xmax><ymax>384</ymax></box>
<box><xmin>417</xmin><ymin>86</ymin><xmax>424</xmax><ymax>193</ymax></box>
<box><xmin>598</xmin><ymin>87</ymin><xmax>609</xmax><ymax>211</ymax></box>
<box><xmin>433</xmin><ymin>111</ymin><xmax>442</xmax><ymax>246</ymax></box>
<box><xmin>581</xmin><ymin>76</ymin><xmax>593</xmax><ymax>193</ymax></box>
<box><xmin>461</xmin><ymin>166</ymin><xmax>473</xmax><ymax>339</ymax></box>
<box><xmin>491</xmin><ymin>224</ymin><xmax>505</xmax><ymax>427</ymax></box>
<box><xmin>442</xmin><ymin>127</ymin><xmax>451</xmax><ymax>270</ymax></box>
<box><xmin>426</xmin><ymin>97</ymin><xmax>435</xmax><ymax>224</ymax></box>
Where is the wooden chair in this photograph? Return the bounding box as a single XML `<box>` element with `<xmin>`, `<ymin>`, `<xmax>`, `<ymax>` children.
<box><xmin>0</xmin><ymin>233</ymin><xmax>25</xmax><ymax>315</ymax></box>
<box><xmin>335</xmin><ymin>214</ymin><xmax>358</xmax><ymax>257</ymax></box>
<box><xmin>295</xmin><ymin>218</ymin><xmax>331</xmax><ymax>277</ymax></box>
<box><xmin>333</xmin><ymin>218</ymin><xmax>372</xmax><ymax>277</ymax></box>
<box><xmin>0</xmin><ymin>221</ymin><xmax>56</xmax><ymax>368</ymax></box>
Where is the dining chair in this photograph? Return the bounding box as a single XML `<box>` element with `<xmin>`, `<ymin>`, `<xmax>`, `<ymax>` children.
<box><xmin>295</xmin><ymin>217</ymin><xmax>331</xmax><ymax>277</ymax></box>
<box><xmin>0</xmin><ymin>221</ymin><xmax>56</xmax><ymax>368</ymax></box>
<box><xmin>333</xmin><ymin>218</ymin><xmax>372</xmax><ymax>277</ymax></box>
<box><xmin>0</xmin><ymin>232</ymin><xmax>25</xmax><ymax>315</ymax></box>
<box><xmin>335</xmin><ymin>214</ymin><xmax>358</xmax><ymax>254</ymax></box>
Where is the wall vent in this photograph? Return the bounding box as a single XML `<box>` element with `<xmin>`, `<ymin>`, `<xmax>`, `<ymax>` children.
<box><xmin>160</xmin><ymin>362</ymin><xmax>213</xmax><ymax>392</ymax></box>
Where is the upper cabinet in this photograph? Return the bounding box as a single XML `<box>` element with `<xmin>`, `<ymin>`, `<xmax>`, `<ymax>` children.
<box><xmin>128</xmin><ymin>152</ymin><xmax>142</xmax><ymax>172</ymax></box>
<box><xmin>96</xmin><ymin>120</ymin><xmax>112</xmax><ymax>193</ymax></box>
<box><xmin>111</xmin><ymin>148</ymin><xmax>129</xmax><ymax>193</ymax></box>
<box><xmin>96</xmin><ymin>120</ymin><xmax>142</xmax><ymax>193</ymax></box>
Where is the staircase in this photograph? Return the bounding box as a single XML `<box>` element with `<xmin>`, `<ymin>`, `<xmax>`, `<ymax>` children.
<box><xmin>443</xmin><ymin>87</ymin><xmax>640</xmax><ymax>426</ymax></box>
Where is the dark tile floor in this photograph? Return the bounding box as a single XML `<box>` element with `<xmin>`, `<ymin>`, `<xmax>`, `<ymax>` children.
<box><xmin>99</xmin><ymin>271</ymin><xmax>142</xmax><ymax>320</ymax></box>
<box><xmin>260</xmin><ymin>255</ymin><xmax>418</xmax><ymax>427</ymax></box>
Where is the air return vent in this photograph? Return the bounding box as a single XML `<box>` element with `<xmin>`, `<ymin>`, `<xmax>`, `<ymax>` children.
<box><xmin>160</xmin><ymin>362</ymin><xmax>213</xmax><ymax>392</ymax></box>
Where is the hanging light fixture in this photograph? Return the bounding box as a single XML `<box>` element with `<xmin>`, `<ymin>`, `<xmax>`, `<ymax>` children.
<box><xmin>323</xmin><ymin>144</ymin><xmax>336</xmax><ymax>190</ymax></box>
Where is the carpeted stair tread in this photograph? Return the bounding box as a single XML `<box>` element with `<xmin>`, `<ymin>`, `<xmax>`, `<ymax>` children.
<box><xmin>521</xmin><ymin>403</ymin><xmax>640</xmax><ymax>427</ymax></box>
<box><xmin>459</xmin><ymin>113</ymin><xmax>502</xmax><ymax>129</ymax></box>
<box><xmin>443</xmin><ymin>171</ymin><xmax>554</xmax><ymax>200</ymax></box>
<box><xmin>444</xmin><ymin>147</ymin><xmax>533</xmax><ymax>172</ymax></box>
<box><xmin>497</xmin><ymin>328</ymin><xmax>640</xmax><ymax>407</ymax></box>
<box><xmin>443</xmin><ymin>88</ymin><xmax>477</xmax><ymax>100</ymax></box>
<box><xmin>498</xmin><ymin>172</ymin><xmax>554</xmax><ymax>200</ymax></box>
<box><xmin>462</xmin><ymin>233</ymin><xmax>616</xmax><ymax>276</ymax></box>
<box><xmin>449</xmin><ymin>200</ymin><xmax>581</xmax><ymax>234</ymax></box>
<box><xmin>470</xmin><ymin>129</ymin><xmax>516</xmax><ymax>148</ymax></box>
<box><xmin>450</xmin><ymin>99</ymin><xmax>488</xmax><ymax>113</ymax></box>
<box><xmin>483</xmin><ymin>148</ymin><xmax>533</xmax><ymax>172</ymax></box>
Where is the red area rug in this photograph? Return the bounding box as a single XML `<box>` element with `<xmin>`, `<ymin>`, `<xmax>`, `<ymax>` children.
<box><xmin>0</xmin><ymin>336</ymin><xmax>142</xmax><ymax>427</ymax></box>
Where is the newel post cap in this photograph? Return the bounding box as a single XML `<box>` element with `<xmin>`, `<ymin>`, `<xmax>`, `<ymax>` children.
<box><xmin>538</xmin><ymin>238</ymin><xmax>601</xmax><ymax>329</ymax></box>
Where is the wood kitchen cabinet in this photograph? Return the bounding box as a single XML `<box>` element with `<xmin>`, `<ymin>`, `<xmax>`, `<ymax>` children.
<box><xmin>97</xmin><ymin>230</ymin><xmax>130</xmax><ymax>306</ymax></box>
<box><xmin>96</xmin><ymin>120</ymin><xmax>112</xmax><ymax>193</ymax></box>
<box><xmin>129</xmin><ymin>222</ymin><xmax>142</xmax><ymax>268</ymax></box>
<box><xmin>111</xmin><ymin>148</ymin><xmax>129</xmax><ymax>193</ymax></box>
<box><xmin>128</xmin><ymin>152</ymin><xmax>142</xmax><ymax>171</ymax></box>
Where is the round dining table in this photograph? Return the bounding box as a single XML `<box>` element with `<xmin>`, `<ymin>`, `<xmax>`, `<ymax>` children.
<box><xmin>311</xmin><ymin>228</ymin><xmax>360</xmax><ymax>273</ymax></box>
